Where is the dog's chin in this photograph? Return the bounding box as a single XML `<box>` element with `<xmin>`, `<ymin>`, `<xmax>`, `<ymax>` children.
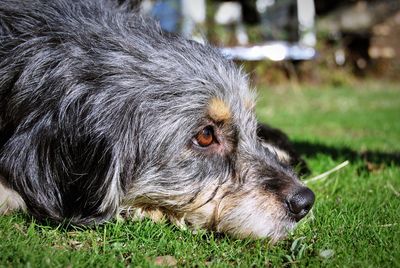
<box><xmin>217</xmin><ymin>216</ymin><xmax>297</xmax><ymax>242</ymax></box>
<box><xmin>250</xmin><ymin>218</ymin><xmax>297</xmax><ymax>243</ymax></box>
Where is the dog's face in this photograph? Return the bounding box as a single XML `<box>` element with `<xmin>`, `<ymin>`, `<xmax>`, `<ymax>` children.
<box><xmin>122</xmin><ymin>56</ymin><xmax>314</xmax><ymax>241</ymax></box>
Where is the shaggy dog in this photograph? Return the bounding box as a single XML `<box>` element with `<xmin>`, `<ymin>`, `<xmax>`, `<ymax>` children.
<box><xmin>0</xmin><ymin>0</ymin><xmax>314</xmax><ymax>240</ymax></box>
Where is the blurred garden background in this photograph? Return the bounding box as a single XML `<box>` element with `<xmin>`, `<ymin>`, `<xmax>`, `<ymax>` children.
<box><xmin>137</xmin><ymin>0</ymin><xmax>400</xmax><ymax>85</ymax></box>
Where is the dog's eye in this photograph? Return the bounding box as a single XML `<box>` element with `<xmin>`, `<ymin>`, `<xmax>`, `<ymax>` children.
<box><xmin>195</xmin><ymin>126</ymin><xmax>215</xmax><ymax>147</ymax></box>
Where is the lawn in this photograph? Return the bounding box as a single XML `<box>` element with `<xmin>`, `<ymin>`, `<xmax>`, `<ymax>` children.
<box><xmin>1</xmin><ymin>81</ymin><xmax>399</xmax><ymax>267</ymax></box>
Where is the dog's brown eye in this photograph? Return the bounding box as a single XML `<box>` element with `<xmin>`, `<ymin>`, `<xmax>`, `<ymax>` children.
<box><xmin>196</xmin><ymin>126</ymin><xmax>214</xmax><ymax>147</ymax></box>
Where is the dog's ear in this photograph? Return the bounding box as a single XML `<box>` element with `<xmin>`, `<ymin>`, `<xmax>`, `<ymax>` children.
<box><xmin>55</xmin><ymin>133</ymin><xmax>120</xmax><ymax>224</ymax></box>
<box><xmin>256</xmin><ymin>122</ymin><xmax>310</xmax><ymax>176</ymax></box>
<box><xmin>0</xmin><ymin>127</ymin><xmax>119</xmax><ymax>225</ymax></box>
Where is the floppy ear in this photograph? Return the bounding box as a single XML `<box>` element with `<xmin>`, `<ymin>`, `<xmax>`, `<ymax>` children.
<box><xmin>0</xmin><ymin>125</ymin><xmax>120</xmax><ymax>225</ymax></box>
<box><xmin>256</xmin><ymin>122</ymin><xmax>310</xmax><ymax>176</ymax></box>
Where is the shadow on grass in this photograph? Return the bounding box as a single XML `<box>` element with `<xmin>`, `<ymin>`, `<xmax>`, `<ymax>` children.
<box><xmin>293</xmin><ymin>141</ymin><xmax>400</xmax><ymax>167</ymax></box>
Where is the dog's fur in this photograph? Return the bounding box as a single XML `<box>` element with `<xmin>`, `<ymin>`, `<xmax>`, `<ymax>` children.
<box><xmin>0</xmin><ymin>0</ymin><xmax>314</xmax><ymax>240</ymax></box>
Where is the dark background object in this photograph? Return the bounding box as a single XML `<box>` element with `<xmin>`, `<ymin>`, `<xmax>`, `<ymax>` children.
<box><xmin>257</xmin><ymin>123</ymin><xmax>310</xmax><ymax>177</ymax></box>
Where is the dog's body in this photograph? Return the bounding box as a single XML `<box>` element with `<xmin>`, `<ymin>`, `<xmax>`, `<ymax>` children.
<box><xmin>0</xmin><ymin>0</ymin><xmax>314</xmax><ymax>240</ymax></box>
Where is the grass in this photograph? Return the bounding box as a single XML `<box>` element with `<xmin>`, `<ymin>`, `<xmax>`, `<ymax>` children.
<box><xmin>1</xmin><ymin>81</ymin><xmax>399</xmax><ymax>267</ymax></box>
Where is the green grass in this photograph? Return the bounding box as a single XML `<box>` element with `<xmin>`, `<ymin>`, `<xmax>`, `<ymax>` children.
<box><xmin>1</xmin><ymin>81</ymin><xmax>399</xmax><ymax>267</ymax></box>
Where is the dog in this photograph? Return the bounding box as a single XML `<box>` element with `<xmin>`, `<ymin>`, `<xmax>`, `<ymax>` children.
<box><xmin>0</xmin><ymin>0</ymin><xmax>314</xmax><ymax>240</ymax></box>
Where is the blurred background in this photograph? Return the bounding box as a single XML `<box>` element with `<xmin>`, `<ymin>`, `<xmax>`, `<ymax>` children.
<box><xmin>129</xmin><ymin>0</ymin><xmax>400</xmax><ymax>86</ymax></box>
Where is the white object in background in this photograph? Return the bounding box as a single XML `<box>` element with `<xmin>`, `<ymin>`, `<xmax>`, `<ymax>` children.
<box><xmin>256</xmin><ymin>0</ymin><xmax>275</xmax><ymax>14</ymax></box>
<box><xmin>182</xmin><ymin>0</ymin><xmax>206</xmax><ymax>24</ymax></box>
<box><xmin>221</xmin><ymin>41</ymin><xmax>316</xmax><ymax>61</ymax></box>
<box><xmin>215</xmin><ymin>2</ymin><xmax>248</xmax><ymax>45</ymax></box>
<box><xmin>335</xmin><ymin>49</ymin><xmax>346</xmax><ymax>65</ymax></box>
<box><xmin>215</xmin><ymin>2</ymin><xmax>242</xmax><ymax>25</ymax></box>
<box><xmin>297</xmin><ymin>0</ymin><xmax>316</xmax><ymax>47</ymax></box>
<box><xmin>181</xmin><ymin>0</ymin><xmax>206</xmax><ymax>42</ymax></box>
<box><xmin>140</xmin><ymin>0</ymin><xmax>154</xmax><ymax>15</ymax></box>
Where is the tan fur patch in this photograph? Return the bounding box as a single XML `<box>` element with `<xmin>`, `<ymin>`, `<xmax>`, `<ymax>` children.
<box><xmin>208</xmin><ymin>98</ymin><xmax>231</xmax><ymax>122</ymax></box>
<box><xmin>119</xmin><ymin>205</ymin><xmax>187</xmax><ymax>229</ymax></box>
<box><xmin>143</xmin><ymin>208</ymin><xmax>165</xmax><ymax>222</ymax></box>
<box><xmin>0</xmin><ymin>177</ymin><xmax>26</xmax><ymax>215</ymax></box>
<box><xmin>119</xmin><ymin>206</ymin><xmax>165</xmax><ymax>222</ymax></box>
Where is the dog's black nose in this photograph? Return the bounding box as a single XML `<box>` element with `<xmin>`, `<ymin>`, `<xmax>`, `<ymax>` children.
<box><xmin>286</xmin><ymin>187</ymin><xmax>315</xmax><ymax>221</ymax></box>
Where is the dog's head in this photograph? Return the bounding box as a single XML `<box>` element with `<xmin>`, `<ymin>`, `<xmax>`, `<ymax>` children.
<box><xmin>120</xmin><ymin>40</ymin><xmax>314</xmax><ymax>241</ymax></box>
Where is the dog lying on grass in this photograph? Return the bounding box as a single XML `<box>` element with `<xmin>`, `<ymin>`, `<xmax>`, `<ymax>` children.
<box><xmin>0</xmin><ymin>0</ymin><xmax>314</xmax><ymax>240</ymax></box>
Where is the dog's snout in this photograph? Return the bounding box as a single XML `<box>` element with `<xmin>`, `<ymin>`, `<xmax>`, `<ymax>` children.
<box><xmin>286</xmin><ymin>187</ymin><xmax>315</xmax><ymax>221</ymax></box>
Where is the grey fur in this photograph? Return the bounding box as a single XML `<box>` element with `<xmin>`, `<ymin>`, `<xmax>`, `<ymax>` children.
<box><xmin>0</xmin><ymin>0</ymin><xmax>314</xmax><ymax>239</ymax></box>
